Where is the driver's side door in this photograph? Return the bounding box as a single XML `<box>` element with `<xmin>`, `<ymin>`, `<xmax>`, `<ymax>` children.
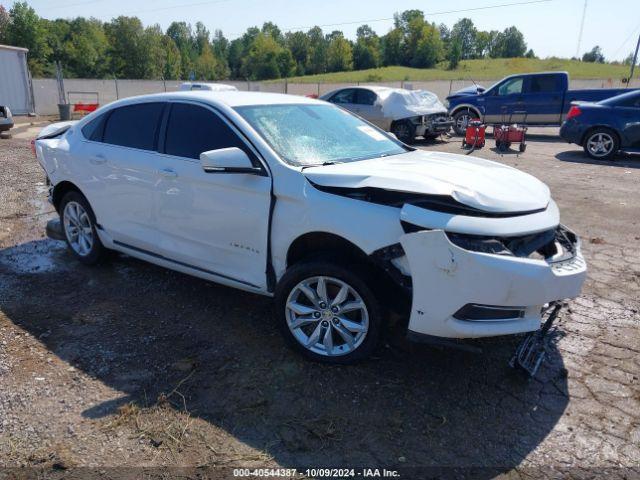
<box><xmin>153</xmin><ymin>101</ymin><xmax>272</xmax><ymax>290</ymax></box>
<box><xmin>484</xmin><ymin>76</ymin><xmax>524</xmax><ymax>123</ymax></box>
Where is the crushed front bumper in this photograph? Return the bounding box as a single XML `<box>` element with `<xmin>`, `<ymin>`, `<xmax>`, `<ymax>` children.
<box><xmin>414</xmin><ymin>114</ymin><xmax>454</xmax><ymax>136</ymax></box>
<box><xmin>400</xmin><ymin>229</ymin><xmax>586</xmax><ymax>339</ymax></box>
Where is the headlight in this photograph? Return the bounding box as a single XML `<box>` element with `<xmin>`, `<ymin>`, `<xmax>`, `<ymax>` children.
<box><xmin>446</xmin><ymin>232</ymin><xmax>512</xmax><ymax>256</ymax></box>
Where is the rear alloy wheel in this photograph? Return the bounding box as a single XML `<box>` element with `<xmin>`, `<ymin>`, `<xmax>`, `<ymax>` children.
<box><xmin>276</xmin><ymin>261</ymin><xmax>383</xmax><ymax>364</ymax></box>
<box><xmin>391</xmin><ymin>120</ymin><xmax>416</xmax><ymax>144</ymax></box>
<box><xmin>60</xmin><ymin>191</ymin><xmax>107</xmax><ymax>265</ymax></box>
<box><xmin>584</xmin><ymin>128</ymin><xmax>619</xmax><ymax>160</ymax></box>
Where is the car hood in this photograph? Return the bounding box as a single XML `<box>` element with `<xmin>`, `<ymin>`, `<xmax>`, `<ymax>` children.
<box><xmin>303</xmin><ymin>150</ymin><xmax>550</xmax><ymax>213</ymax></box>
<box><xmin>379</xmin><ymin>90</ymin><xmax>448</xmax><ymax>119</ymax></box>
<box><xmin>446</xmin><ymin>84</ymin><xmax>485</xmax><ymax>101</ymax></box>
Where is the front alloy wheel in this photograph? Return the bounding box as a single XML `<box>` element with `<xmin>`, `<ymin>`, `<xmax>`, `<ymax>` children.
<box><xmin>285</xmin><ymin>276</ymin><xmax>369</xmax><ymax>357</ymax></box>
<box><xmin>275</xmin><ymin>260</ymin><xmax>383</xmax><ymax>363</ymax></box>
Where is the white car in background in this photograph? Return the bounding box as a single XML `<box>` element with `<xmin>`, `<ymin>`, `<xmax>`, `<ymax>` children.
<box><xmin>34</xmin><ymin>91</ymin><xmax>586</xmax><ymax>368</ymax></box>
<box><xmin>179</xmin><ymin>82</ymin><xmax>238</xmax><ymax>92</ymax></box>
<box><xmin>321</xmin><ymin>86</ymin><xmax>453</xmax><ymax>143</ymax></box>
<box><xmin>0</xmin><ymin>105</ymin><xmax>13</xmax><ymax>133</ymax></box>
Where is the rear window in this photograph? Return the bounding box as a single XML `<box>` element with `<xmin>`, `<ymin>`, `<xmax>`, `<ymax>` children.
<box><xmin>103</xmin><ymin>103</ymin><xmax>164</xmax><ymax>150</ymax></box>
<box><xmin>602</xmin><ymin>90</ymin><xmax>640</xmax><ymax>107</ymax></box>
<box><xmin>81</xmin><ymin>113</ymin><xmax>107</xmax><ymax>141</ymax></box>
<box><xmin>528</xmin><ymin>75</ymin><xmax>560</xmax><ymax>93</ymax></box>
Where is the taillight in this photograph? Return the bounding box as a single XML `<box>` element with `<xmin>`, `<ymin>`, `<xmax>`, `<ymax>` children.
<box><xmin>30</xmin><ymin>139</ymin><xmax>36</xmax><ymax>157</ymax></box>
<box><xmin>566</xmin><ymin>105</ymin><xmax>582</xmax><ymax>120</ymax></box>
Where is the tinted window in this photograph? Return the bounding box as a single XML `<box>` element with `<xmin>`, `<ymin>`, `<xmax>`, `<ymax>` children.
<box><xmin>529</xmin><ymin>75</ymin><xmax>560</xmax><ymax>93</ymax></box>
<box><xmin>497</xmin><ymin>78</ymin><xmax>523</xmax><ymax>96</ymax></box>
<box><xmin>81</xmin><ymin>113</ymin><xmax>107</xmax><ymax>141</ymax></box>
<box><xmin>103</xmin><ymin>103</ymin><xmax>164</xmax><ymax>150</ymax></box>
<box><xmin>330</xmin><ymin>89</ymin><xmax>356</xmax><ymax>104</ymax></box>
<box><xmin>619</xmin><ymin>94</ymin><xmax>640</xmax><ymax>108</ymax></box>
<box><xmin>164</xmin><ymin>103</ymin><xmax>252</xmax><ymax>160</ymax></box>
<box><xmin>356</xmin><ymin>89</ymin><xmax>377</xmax><ymax>105</ymax></box>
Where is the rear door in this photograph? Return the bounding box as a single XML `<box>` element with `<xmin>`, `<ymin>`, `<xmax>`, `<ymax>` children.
<box><xmin>153</xmin><ymin>101</ymin><xmax>272</xmax><ymax>289</ymax></box>
<box><xmin>522</xmin><ymin>74</ymin><xmax>563</xmax><ymax>125</ymax></box>
<box><xmin>484</xmin><ymin>76</ymin><xmax>524</xmax><ymax>123</ymax></box>
<box><xmin>353</xmin><ymin>89</ymin><xmax>390</xmax><ymax>130</ymax></box>
<box><xmin>80</xmin><ymin>102</ymin><xmax>165</xmax><ymax>250</ymax></box>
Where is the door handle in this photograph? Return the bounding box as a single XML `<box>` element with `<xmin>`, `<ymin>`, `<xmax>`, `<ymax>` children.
<box><xmin>89</xmin><ymin>154</ymin><xmax>107</xmax><ymax>165</ymax></box>
<box><xmin>158</xmin><ymin>168</ymin><xmax>178</xmax><ymax>178</ymax></box>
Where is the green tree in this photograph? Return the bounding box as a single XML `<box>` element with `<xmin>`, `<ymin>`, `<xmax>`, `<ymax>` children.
<box><xmin>306</xmin><ymin>26</ymin><xmax>327</xmax><ymax>74</ymax></box>
<box><xmin>582</xmin><ymin>45</ymin><xmax>605</xmax><ymax>63</ymax></box>
<box><xmin>195</xmin><ymin>41</ymin><xmax>218</xmax><ymax>80</ymax></box>
<box><xmin>474</xmin><ymin>30</ymin><xmax>492</xmax><ymax>58</ymax></box>
<box><xmin>448</xmin><ymin>39</ymin><xmax>461</xmax><ymax>70</ymax></box>
<box><xmin>353</xmin><ymin>24</ymin><xmax>381</xmax><ymax>70</ymax></box>
<box><xmin>166</xmin><ymin>21</ymin><xmax>195</xmax><ymax>78</ymax></box>
<box><xmin>286</xmin><ymin>30</ymin><xmax>309</xmax><ymax>75</ymax></box>
<box><xmin>497</xmin><ymin>26</ymin><xmax>527</xmax><ymax>57</ymax></box>
<box><xmin>450</xmin><ymin>18</ymin><xmax>477</xmax><ymax>59</ymax></box>
<box><xmin>162</xmin><ymin>36</ymin><xmax>182</xmax><ymax>79</ymax></box>
<box><xmin>241</xmin><ymin>32</ymin><xmax>292</xmax><ymax>80</ymax></box>
<box><xmin>0</xmin><ymin>5</ymin><xmax>11</xmax><ymax>43</ymax></box>
<box><xmin>63</xmin><ymin>18</ymin><xmax>109</xmax><ymax>78</ymax></box>
<box><xmin>414</xmin><ymin>22</ymin><xmax>444</xmax><ymax>68</ymax></box>
<box><xmin>326</xmin><ymin>31</ymin><xmax>353</xmax><ymax>72</ymax></box>
<box><xmin>6</xmin><ymin>2</ymin><xmax>51</xmax><ymax>75</ymax></box>
<box><xmin>381</xmin><ymin>27</ymin><xmax>403</xmax><ymax>66</ymax></box>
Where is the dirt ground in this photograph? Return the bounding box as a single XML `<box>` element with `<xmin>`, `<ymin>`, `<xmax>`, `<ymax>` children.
<box><xmin>0</xmin><ymin>120</ymin><xmax>638</xmax><ymax>479</ymax></box>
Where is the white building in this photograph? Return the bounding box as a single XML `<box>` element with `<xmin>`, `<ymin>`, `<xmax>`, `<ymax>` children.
<box><xmin>0</xmin><ymin>44</ymin><xmax>35</xmax><ymax>115</ymax></box>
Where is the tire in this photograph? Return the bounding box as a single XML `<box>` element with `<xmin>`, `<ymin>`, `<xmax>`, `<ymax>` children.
<box><xmin>423</xmin><ymin>133</ymin><xmax>440</xmax><ymax>142</ymax></box>
<box><xmin>583</xmin><ymin>128</ymin><xmax>619</xmax><ymax>160</ymax></box>
<box><xmin>452</xmin><ymin>110</ymin><xmax>473</xmax><ymax>136</ymax></box>
<box><xmin>519</xmin><ymin>143</ymin><xmax>526</xmax><ymax>153</ymax></box>
<box><xmin>391</xmin><ymin>120</ymin><xmax>416</xmax><ymax>144</ymax></box>
<box><xmin>275</xmin><ymin>259</ymin><xmax>384</xmax><ymax>364</ymax></box>
<box><xmin>59</xmin><ymin>191</ymin><xmax>108</xmax><ymax>265</ymax></box>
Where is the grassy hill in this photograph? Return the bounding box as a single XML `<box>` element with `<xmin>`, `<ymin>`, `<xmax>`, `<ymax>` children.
<box><xmin>285</xmin><ymin>58</ymin><xmax>631</xmax><ymax>83</ymax></box>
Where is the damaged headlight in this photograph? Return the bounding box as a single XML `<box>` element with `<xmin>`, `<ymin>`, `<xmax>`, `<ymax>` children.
<box><xmin>446</xmin><ymin>233</ymin><xmax>512</xmax><ymax>256</ymax></box>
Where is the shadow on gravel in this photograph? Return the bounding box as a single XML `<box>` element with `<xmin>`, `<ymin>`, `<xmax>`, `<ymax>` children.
<box><xmin>0</xmin><ymin>239</ymin><xmax>570</xmax><ymax>476</ymax></box>
<box><xmin>556</xmin><ymin>150</ymin><xmax>640</xmax><ymax>168</ymax></box>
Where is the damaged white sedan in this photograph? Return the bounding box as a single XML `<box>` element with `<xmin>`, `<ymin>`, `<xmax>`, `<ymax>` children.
<box><xmin>320</xmin><ymin>86</ymin><xmax>453</xmax><ymax>143</ymax></box>
<box><xmin>35</xmin><ymin>91</ymin><xmax>586</xmax><ymax>368</ymax></box>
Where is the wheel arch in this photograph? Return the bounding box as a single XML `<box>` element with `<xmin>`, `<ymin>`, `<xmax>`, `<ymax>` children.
<box><xmin>51</xmin><ymin>181</ymin><xmax>88</xmax><ymax>213</ymax></box>
<box><xmin>580</xmin><ymin>125</ymin><xmax>621</xmax><ymax>147</ymax></box>
<box><xmin>286</xmin><ymin>231</ymin><xmax>368</xmax><ymax>268</ymax></box>
<box><xmin>450</xmin><ymin>104</ymin><xmax>482</xmax><ymax>120</ymax></box>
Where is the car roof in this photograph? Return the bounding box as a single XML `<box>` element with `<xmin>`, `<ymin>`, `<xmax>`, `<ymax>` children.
<box><xmin>104</xmin><ymin>91</ymin><xmax>324</xmax><ymax>109</ymax></box>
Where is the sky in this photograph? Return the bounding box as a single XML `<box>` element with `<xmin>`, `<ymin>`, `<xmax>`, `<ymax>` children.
<box><xmin>3</xmin><ymin>0</ymin><xmax>640</xmax><ymax>61</ymax></box>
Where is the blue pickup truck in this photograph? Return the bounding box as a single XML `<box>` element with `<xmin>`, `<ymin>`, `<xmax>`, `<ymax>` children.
<box><xmin>446</xmin><ymin>71</ymin><xmax>632</xmax><ymax>135</ymax></box>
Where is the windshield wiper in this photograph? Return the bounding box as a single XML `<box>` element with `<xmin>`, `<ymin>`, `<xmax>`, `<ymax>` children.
<box><xmin>300</xmin><ymin>161</ymin><xmax>341</xmax><ymax>170</ymax></box>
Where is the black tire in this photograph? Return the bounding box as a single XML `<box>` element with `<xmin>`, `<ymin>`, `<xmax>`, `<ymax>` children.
<box><xmin>423</xmin><ymin>133</ymin><xmax>440</xmax><ymax>142</ymax></box>
<box><xmin>452</xmin><ymin>110</ymin><xmax>473</xmax><ymax>136</ymax></box>
<box><xmin>519</xmin><ymin>143</ymin><xmax>526</xmax><ymax>153</ymax></box>
<box><xmin>275</xmin><ymin>259</ymin><xmax>384</xmax><ymax>364</ymax></box>
<box><xmin>391</xmin><ymin>120</ymin><xmax>416</xmax><ymax>144</ymax></box>
<box><xmin>59</xmin><ymin>191</ymin><xmax>108</xmax><ymax>265</ymax></box>
<box><xmin>583</xmin><ymin>128</ymin><xmax>619</xmax><ymax>160</ymax></box>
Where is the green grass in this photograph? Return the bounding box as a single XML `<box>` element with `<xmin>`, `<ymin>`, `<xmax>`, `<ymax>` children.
<box><xmin>284</xmin><ymin>58</ymin><xmax>631</xmax><ymax>83</ymax></box>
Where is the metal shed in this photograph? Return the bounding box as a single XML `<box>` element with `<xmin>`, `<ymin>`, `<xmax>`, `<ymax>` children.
<box><xmin>0</xmin><ymin>44</ymin><xmax>35</xmax><ymax>115</ymax></box>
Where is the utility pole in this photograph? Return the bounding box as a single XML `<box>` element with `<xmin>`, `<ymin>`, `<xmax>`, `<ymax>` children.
<box><xmin>576</xmin><ymin>0</ymin><xmax>588</xmax><ymax>59</ymax></box>
<box><xmin>628</xmin><ymin>32</ymin><xmax>640</xmax><ymax>88</ymax></box>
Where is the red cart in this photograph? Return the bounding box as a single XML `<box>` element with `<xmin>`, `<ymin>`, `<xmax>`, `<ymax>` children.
<box><xmin>493</xmin><ymin>111</ymin><xmax>528</xmax><ymax>153</ymax></box>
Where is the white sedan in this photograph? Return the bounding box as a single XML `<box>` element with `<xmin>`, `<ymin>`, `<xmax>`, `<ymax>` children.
<box><xmin>34</xmin><ymin>91</ymin><xmax>586</xmax><ymax>367</ymax></box>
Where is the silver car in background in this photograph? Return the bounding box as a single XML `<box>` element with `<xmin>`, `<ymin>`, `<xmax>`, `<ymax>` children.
<box><xmin>0</xmin><ymin>105</ymin><xmax>13</xmax><ymax>133</ymax></box>
<box><xmin>320</xmin><ymin>86</ymin><xmax>453</xmax><ymax>144</ymax></box>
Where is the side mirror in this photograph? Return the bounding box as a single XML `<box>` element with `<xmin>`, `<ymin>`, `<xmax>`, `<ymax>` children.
<box><xmin>200</xmin><ymin>147</ymin><xmax>261</xmax><ymax>174</ymax></box>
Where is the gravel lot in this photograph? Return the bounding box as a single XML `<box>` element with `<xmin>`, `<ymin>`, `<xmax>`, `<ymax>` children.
<box><xmin>0</xmin><ymin>121</ymin><xmax>638</xmax><ymax>479</ymax></box>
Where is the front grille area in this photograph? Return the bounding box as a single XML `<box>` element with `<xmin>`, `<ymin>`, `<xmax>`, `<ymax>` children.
<box><xmin>446</xmin><ymin>225</ymin><xmax>579</xmax><ymax>262</ymax></box>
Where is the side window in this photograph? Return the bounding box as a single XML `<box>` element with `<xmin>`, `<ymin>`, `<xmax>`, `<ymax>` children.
<box><xmin>356</xmin><ymin>89</ymin><xmax>377</xmax><ymax>106</ymax></box>
<box><xmin>330</xmin><ymin>89</ymin><xmax>356</xmax><ymax>104</ymax></box>
<box><xmin>164</xmin><ymin>103</ymin><xmax>254</xmax><ymax>161</ymax></box>
<box><xmin>497</xmin><ymin>78</ymin><xmax>523</xmax><ymax>96</ymax></box>
<box><xmin>81</xmin><ymin>113</ymin><xmax>107</xmax><ymax>141</ymax></box>
<box><xmin>103</xmin><ymin>103</ymin><xmax>164</xmax><ymax>150</ymax></box>
<box><xmin>529</xmin><ymin>75</ymin><xmax>560</xmax><ymax>93</ymax></box>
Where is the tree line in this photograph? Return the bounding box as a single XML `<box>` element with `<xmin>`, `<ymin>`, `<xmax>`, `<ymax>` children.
<box><xmin>0</xmin><ymin>3</ymin><xmax>535</xmax><ymax>80</ymax></box>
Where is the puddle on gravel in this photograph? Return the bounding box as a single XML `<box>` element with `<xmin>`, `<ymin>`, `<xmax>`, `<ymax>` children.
<box><xmin>0</xmin><ymin>240</ymin><xmax>67</xmax><ymax>274</ymax></box>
